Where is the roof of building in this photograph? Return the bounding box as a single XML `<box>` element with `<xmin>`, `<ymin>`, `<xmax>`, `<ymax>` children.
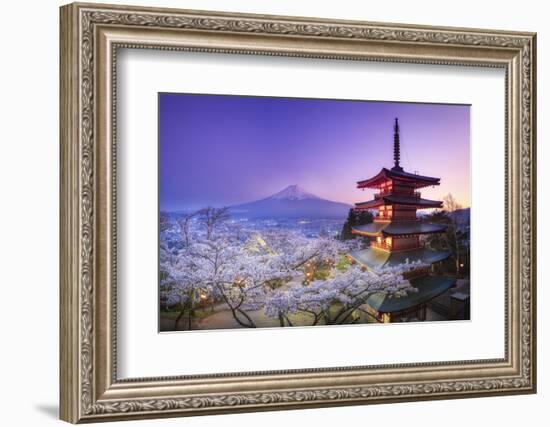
<box><xmin>352</xmin><ymin>221</ymin><xmax>447</xmax><ymax>237</ymax></box>
<box><xmin>367</xmin><ymin>275</ymin><xmax>456</xmax><ymax>313</ymax></box>
<box><xmin>355</xmin><ymin>194</ymin><xmax>443</xmax><ymax>209</ymax></box>
<box><xmin>351</xmin><ymin>222</ymin><xmax>387</xmax><ymax>236</ymax></box>
<box><xmin>348</xmin><ymin>246</ymin><xmax>451</xmax><ymax>271</ymax></box>
<box><xmin>357</xmin><ymin>167</ymin><xmax>441</xmax><ymax>189</ymax></box>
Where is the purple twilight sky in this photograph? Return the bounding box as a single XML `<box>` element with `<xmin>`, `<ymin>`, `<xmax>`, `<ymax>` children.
<box><xmin>159</xmin><ymin>93</ymin><xmax>470</xmax><ymax>211</ymax></box>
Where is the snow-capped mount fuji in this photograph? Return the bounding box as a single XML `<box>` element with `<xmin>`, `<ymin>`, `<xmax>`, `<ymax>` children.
<box><xmin>268</xmin><ymin>184</ymin><xmax>321</xmax><ymax>201</ymax></box>
<box><xmin>230</xmin><ymin>185</ymin><xmax>351</xmax><ymax>219</ymax></box>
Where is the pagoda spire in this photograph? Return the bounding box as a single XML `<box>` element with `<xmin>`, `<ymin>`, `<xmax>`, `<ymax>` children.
<box><xmin>392</xmin><ymin>118</ymin><xmax>403</xmax><ymax>171</ymax></box>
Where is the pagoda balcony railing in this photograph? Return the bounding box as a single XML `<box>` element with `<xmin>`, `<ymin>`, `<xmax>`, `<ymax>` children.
<box><xmin>371</xmin><ymin>241</ymin><xmax>423</xmax><ymax>251</ymax></box>
<box><xmin>375</xmin><ymin>214</ymin><xmax>419</xmax><ymax>221</ymax></box>
<box><xmin>371</xmin><ymin>241</ymin><xmax>391</xmax><ymax>251</ymax></box>
<box><xmin>395</xmin><ymin>242</ymin><xmax>424</xmax><ymax>251</ymax></box>
<box><xmin>375</xmin><ymin>190</ymin><xmax>421</xmax><ymax>198</ymax></box>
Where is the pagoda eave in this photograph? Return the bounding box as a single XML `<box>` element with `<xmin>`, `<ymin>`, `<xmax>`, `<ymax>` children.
<box><xmin>367</xmin><ymin>275</ymin><xmax>456</xmax><ymax>314</ymax></box>
<box><xmin>357</xmin><ymin>167</ymin><xmax>441</xmax><ymax>190</ymax></box>
<box><xmin>351</xmin><ymin>223</ymin><xmax>385</xmax><ymax>237</ymax></box>
<box><xmin>351</xmin><ymin>221</ymin><xmax>447</xmax><ymax>237</ymax></box>
<box><xmin>355</xmin><ymin>195</ymin><xmax>443</xmax><ymax>210</ymax></box>
<box><xmin>348</xmin><ymin>247</ymin><xmax>452</xmax><ymax>272</ymax></box>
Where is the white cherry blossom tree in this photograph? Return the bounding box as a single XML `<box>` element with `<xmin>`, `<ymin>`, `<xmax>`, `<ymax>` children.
<box><xmin>160</xmin><ymin>208</ymin><xmax>421</xmax><ymax>329</ymax></box>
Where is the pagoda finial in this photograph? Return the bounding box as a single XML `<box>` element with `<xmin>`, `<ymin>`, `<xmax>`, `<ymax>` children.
<box><xmin>392</xmin><ymin>118</ymin><xmax>403</xmax><ymax>171</ymax></box>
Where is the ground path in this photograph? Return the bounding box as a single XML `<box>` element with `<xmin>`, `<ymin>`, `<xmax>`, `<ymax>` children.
<box><xmin>196</xmin><ymin>274</ymin><xmax>310</xmax><ymax>330</ymax></box>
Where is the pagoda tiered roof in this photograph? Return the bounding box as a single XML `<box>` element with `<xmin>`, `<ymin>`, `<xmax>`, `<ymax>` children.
<box><xmin>348</xmin><ymin>118</ymin><xmax>455</xmax><ymax>319</ymax></box>
<box><xmin>366</xmin><ymin>275</ymin><xmax>456</xmax><ymax>313</ymax></box>
<box><xmin>351</xmin><ymin>221</ymin><xmax>447</xmax><ymax>237</ymax></box>
<box><xmin>348</xmin><ymin>246</ymin><xmax>451</xmax><ymax>272</ymax></box>
<box><xmin>355</xmin><ymin>194</ymin><xmax>443</xmax><ymax>210</ymax></box>
<box><xmin>357</xmin><ymin>167</ymin><xmax>440</xmax><ymax>189</ymax></box>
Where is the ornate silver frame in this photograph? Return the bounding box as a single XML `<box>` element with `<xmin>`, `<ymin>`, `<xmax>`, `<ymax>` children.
<box><xmin>60</xmin><ymin>2</ymin><xmax>536</xmax><ymax>423</ymax></box>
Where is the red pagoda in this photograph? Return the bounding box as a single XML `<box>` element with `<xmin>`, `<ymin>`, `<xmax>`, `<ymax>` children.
<box><xmin>349</xmin><ymin>118</ymin><xmax>455</xmax><ymax>323</ymax></box>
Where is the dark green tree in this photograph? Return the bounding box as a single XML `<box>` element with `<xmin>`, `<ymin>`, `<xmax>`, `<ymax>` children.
<box><xmin>340</xmin><ymin>209</ymin><xmax>373</xmax><ymax>240</ymax></box>
<box><xmin>340</xmin><ymin>209</ymin><xmax>357</xmax><ymax>240</ymax></box>
<box><xmin>357</xmin><ymin>210</ymin><xmax>374</xmax><ymax>225</ymax></box>
<box><xmin>424</xmin><ymin>203</ymin><xmax>470</xmax><ymax>278</ymax></box>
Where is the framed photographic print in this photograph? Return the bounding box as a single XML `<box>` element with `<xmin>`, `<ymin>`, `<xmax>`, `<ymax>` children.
<box><xmin>158</xmin><ymin>95</ymin><xmax>470</xmax><ymax>331</ymax></box>
<box><xmin>60</xmin><ymin>2</ymin><xmax>537</xmax><ymax>423</ymax></box>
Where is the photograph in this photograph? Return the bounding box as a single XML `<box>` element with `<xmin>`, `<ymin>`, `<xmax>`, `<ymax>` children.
<box><xmin>158</xmin><ymin>94</ymin><xmax>471</xmax><ymax>331</ymax></box>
